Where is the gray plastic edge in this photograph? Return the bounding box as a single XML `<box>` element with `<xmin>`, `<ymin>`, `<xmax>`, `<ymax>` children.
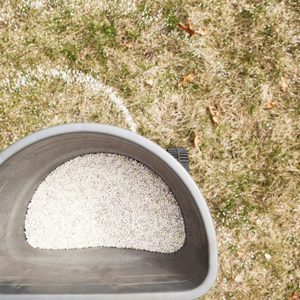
<box><xmin>0</xmin><ymin>123</ymin><xmax>218</xmax><ymax>300</ymax></box>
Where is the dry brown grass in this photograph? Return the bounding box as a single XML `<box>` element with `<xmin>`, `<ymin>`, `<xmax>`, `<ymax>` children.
<box><xmin>0</xmin><ymin>0</ymin><xmax>299</xmax><ymax>298</ymax></box>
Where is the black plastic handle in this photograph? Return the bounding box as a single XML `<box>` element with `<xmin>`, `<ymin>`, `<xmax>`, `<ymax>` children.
<box><xmin>166</xmin><ymin>147</ymin><xmax>190</xmax><ymax>173</ymax></box>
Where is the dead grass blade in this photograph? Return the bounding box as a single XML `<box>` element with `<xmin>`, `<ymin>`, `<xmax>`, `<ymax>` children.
<box><xmin>207</xmin><ymin>105</ymin><xmax>220</xmax><ymax>125</ymax></box>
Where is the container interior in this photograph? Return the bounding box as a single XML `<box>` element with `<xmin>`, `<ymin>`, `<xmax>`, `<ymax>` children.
<box><xmin>0</xmin><ymin>132</ymin><xmax>209</xmax><ymax>295</ymax></box>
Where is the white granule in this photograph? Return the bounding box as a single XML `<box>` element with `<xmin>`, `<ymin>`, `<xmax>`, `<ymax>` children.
<box><xmin>24</xmin><ymin>153</ymin><xmax>185</xmax><ymax>253</ymax></box>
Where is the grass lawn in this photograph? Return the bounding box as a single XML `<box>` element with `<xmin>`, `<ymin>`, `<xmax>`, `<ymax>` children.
<box><xmin>0</xmin><ymin>0</ymin><xmax>299</xmax><ymax>298</ymax></box>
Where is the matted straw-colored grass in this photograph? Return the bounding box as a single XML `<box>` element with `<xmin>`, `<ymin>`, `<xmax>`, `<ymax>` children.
<box><xmin>0</xmin><ymin>0</ymin><xmax>299</xmax><ymax>298</ymax></box>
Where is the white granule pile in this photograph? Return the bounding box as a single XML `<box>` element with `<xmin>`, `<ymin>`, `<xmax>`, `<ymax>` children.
<box><xmin>24</xmin><ymin>153</ymin><xmax>185</xmax><ymax>253</ymax></box>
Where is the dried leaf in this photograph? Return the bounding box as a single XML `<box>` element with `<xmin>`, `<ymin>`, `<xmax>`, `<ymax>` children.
<box><xmin>207</xmin><ymin>105</ymin><xmax>220</xmax><ymax>126</ymax></box>
<box><xmin>179</xmin><ymin>73</ymin><xmax>195</xmax><ymax>87</ymax></box>
<box><xmin>291</xmin><ymin>292</ymin><xmax>300</xmax><ymax>300</ymax></box>
<box><xmin>177</xmin><ymin>20</ymin><xmax>196</xmax><ymax>36</ymax></box>
<box><xmin>265</xmin><ymin>100</ymin><xmax>278</xmax><ymax>110</ymax></box>
<box><xmin>193</xmin><ymin>132</ymin><xmax>200</xmax><ymax>148</ymax></box>
<box><xmin>281</xmin><ymin>76</ymin><xmax>288</xmax><ymax>93</ymax></box>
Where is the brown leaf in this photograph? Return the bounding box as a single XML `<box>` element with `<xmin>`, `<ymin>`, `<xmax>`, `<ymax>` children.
<box><xmin>281</xmin><ymin>76</ymin><xmax>288</xmax><ymax>93</ymax></box>
<box><xmin>177</xmin><ymin>19</ymin><xmax>196</xmax><ymax>36</ymax></box>
<box><xmin>193</xmin><ymin>132</ymin><xmax>200</xmax><ymax>148</ymax></box>
<box><xmin>265</xmin><ymin>100</ymin><xmax>278</xmax><ymax>110</ymax></box>
<box><xmin>207</xmin><ymin>105</ymin><xmax>220</xmax><ymax>126</ymax></box>
<box><xmin>179</xmin><ymin>73</ymin><xmax>195</xmax><ymax>87</ymax></box>
<box><xmin>291</xmin><ymin>292</ymin><xmax>300</xmax><ymax>300</ymax></box>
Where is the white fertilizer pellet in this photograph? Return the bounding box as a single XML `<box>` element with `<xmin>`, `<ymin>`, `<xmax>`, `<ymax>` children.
<box><xmin>24</xmin><ymin>153</ymin><xmax>185</xmax><ymax>253</ymax></box>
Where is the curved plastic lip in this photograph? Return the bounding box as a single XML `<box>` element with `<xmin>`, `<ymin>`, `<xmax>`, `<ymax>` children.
<box><xmin>0</xmin><ymin>123</ymin><xmax>218</xmax><ymax>299</ymax></box>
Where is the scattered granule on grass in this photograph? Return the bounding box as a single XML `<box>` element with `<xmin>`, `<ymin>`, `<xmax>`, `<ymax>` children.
<box><xmin>24</xmin><ymin>153</ymin><xmax>185</xmax><ymax>253</ymax></box>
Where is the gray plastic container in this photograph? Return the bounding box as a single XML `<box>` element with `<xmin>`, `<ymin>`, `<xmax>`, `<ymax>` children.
<box><xmin>0</xmin><ymin>124</ymin><xmax>218</xmax><ymax>299</ymax></box>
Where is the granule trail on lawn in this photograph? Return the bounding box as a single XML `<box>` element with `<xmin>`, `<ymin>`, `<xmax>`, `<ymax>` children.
<box><xmin>24</xmin><ymin>153</ymin><xmax>185</xmax><ymax>253</ymax></box>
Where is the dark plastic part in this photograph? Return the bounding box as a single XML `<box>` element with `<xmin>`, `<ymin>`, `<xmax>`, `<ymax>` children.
<box><xmin>166</xmin><ymin>147</ymin><xmax>190</xmax><ymax>172</ymax></box>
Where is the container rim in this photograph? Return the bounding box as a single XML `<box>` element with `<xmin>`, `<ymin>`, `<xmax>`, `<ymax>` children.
<box><xmin>0</xmin><ymin>123</ymin><xmax>218</xmax><ymax>299</ymax></box>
